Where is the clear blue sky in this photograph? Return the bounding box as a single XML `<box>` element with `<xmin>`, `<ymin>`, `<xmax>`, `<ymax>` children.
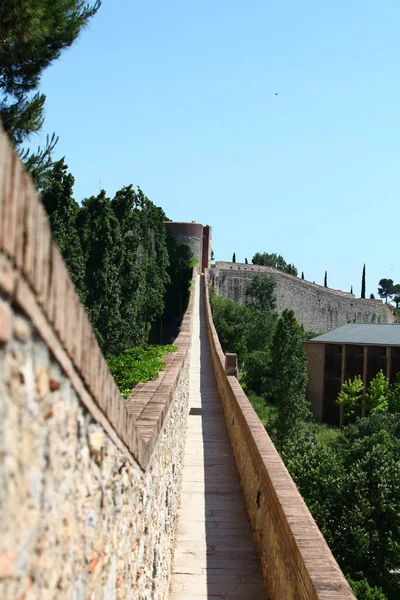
<box><xmin>34</xmin><ymin>0</ymin><xmax>399</xmax><ymax>297</ymax></box>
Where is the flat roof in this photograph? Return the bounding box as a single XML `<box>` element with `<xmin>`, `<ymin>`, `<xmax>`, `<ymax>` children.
<box><xmin>309</xmin><ymin>323</ymin><xmax>400</xmax><ymax>346</ymax></box>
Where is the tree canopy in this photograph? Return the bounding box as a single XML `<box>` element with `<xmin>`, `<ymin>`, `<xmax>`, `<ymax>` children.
<box><xmin>252</xmin><ymin>252</ymin><xmax>298</xmax><ymax>276</ymax></box>
<box><xmin>41</xmin><ymin>161</ymin><xmax>192</xmax><ymax>356</ymax></box>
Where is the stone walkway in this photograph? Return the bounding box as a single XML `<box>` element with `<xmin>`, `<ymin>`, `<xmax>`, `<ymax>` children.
<box><xmin>170</xmin><ymin>279</ymin><xmax>265</xmax><ymax>599</ymax></box>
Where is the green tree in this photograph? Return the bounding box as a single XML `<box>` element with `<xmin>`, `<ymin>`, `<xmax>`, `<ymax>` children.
<box><xmin>285</xmin><ymin>413</ymin><xmax>400</xmax><ymax>599</ymax></box>
<box><xmin>242</xmin><ymin>350</ymin><xmax>270</xmax><ymax>396</ymax></box>
<box><xmin>0</xmin><ymin>0</ymin><xmax>100</xmax><ymax>185</ymax></box>
<box><xmin>232</xmin><ymin>252</ymin><xmax>236</xmax><ymax>263</ymax></box>
<box><xmin>347</xmin><ymin>578</ymin><xmax>387</xmax><ymax>600</ymax></box>
<box><xmin>40</xmin><ymin>159</ymin><xmax>85</xmax><ymax>300</ymax></box>
<box><xmin>337</xmin><ymin>375</ymin><xmax>364</xmax><ymax>425</ymax></box>
<box><xmin>387</xmin><ymin>373</ymin><xmax>400</xmax><ymax>414</ymax></box>
<box><xmin>366</xmin><ymin>370</ymin><xmax>389</xmax><ymax>414</ymax></box>
<box><xmin>324</xmin><ymin>271</ymin><xmax>327</xmax><ymax>287</ymax></box>
<box><xmin>301</xmin><ymin>271</ymin><xmax>304</xmax><ymax>279</ymax></box>
<box><xmin>270</xmin><ymin>309</ymin><xmax>309</xmax><ymax>451</ymax></box>
<box><xmin>252</xmin><ymin>252</ymin><xmax>298</xmax><ymax>276</ymax></box>
<box><xmin>210</xmin><ymin>295</ymin><xmax>251</xmax><ymax>360</ymax></box>
<box><xmin>378</xmin><ymin>279</ymin><xmax>394</xmax><ymax>304</ymax></box>
<box><xmin>392</xmin><ymin>284</ymin><xmax>400</xmax><ymax>308</ymax></box>
<box><xmin>245</xmin><ymin>257</ymin><xmax>248</xmax><ymax>264</ymax></box>
<box><xmin>370</xmin><ymin>293</ymin><xmax>375</xmax><ymax>299</ymax></box>
<box><xmin>351</xmin><ymin>285</ymin><xmax>353</xmax><ymax>294</ymax></box>
<box><xmin>245</xmin><ymin>275</ymin><xmax>276</xmax><ymax>313</ymax></box>
<box><xmin>77</xmin><ymin>190</ymin><xmax>123</xmax><ymax>355</ymax></box>
<box><xmin>361</xmin><ymin>264</ymin><xmax>366</xmax><ymax>298</ymax></box>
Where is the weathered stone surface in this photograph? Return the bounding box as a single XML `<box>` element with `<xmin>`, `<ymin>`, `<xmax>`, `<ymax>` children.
<box><xmin>0</xmin><ymin>301</ymin><xmax>190</xmax><ymax>600</ymax></box>
<box><xmin>210</xmin><ymin>262</ymin><xmax>395</xmax><ymax>333</ymax></box>
<box><xmin>0</xmin><ymin>301</ymin><xmax>12</xmax><ymax>343</ymax></box>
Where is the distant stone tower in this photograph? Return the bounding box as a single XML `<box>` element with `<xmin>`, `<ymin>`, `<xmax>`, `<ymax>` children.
<box><xmin>165</xmin><ymin>222</ymin><xmax>212</xmax><ymax>272</ymax></box>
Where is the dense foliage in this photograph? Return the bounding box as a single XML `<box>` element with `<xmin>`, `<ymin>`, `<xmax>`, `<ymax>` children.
<box><xmin>284</xmin><ymin>414</ymin><xmax>400</xmax><ymax>599</ymax></box>
<box><xmin>252</xmin><ymin>251</ymin><xmax>298</xmax><ymax>276</ymax></box>
<box><xmin>270</xmin><ymin>309</ymin><xmax>309</xmax><ymax>450</ymax></box>
<box><xmin>42</xmin><ymin>160</ymin><xmax>193</xmax><ymax>357</ymax></box>
<box><xmin>107</xmin><ymin>345</ymin><xmax>177</xmax><ymax>398</ymax></box>
<box><xmin>337</xmin><ymin>371</ymin><xmax>400</xmax><ymax>426</ymax></box>
<box><xmin>378</xmin><ymin>278</ymin><xmax>400</xmax><ymax>306</ymax></box>
<box><xmin>1</xmin><ymin>0</ymin><xmax>100</xmax><ymax>185</ymax></box>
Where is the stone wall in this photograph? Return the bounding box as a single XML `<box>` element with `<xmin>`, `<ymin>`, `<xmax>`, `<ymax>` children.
<box><xmin>0</xmin><ymin>301</ymin><xmax>190</xmax><ymax>600</ymax></box>
<box><xmin>204</xmin><ymin>272</ymin><xmax>355</xmax><ymax>600</ymax></box>
<box><xmin>0</xmin><ymin>126</ymin><xmax>196</xmax><ymax>599</ymax></box>
<box><xmin>210</xmin><ymin>262</ymin><xmax>395</xmax><ymax>333</ymax></box>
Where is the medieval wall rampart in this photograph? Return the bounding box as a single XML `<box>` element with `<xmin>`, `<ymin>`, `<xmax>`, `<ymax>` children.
<box><xmin>210</xmin><ymin>262</ymin><xmax>395</xmax><ymax>333</ymax></box>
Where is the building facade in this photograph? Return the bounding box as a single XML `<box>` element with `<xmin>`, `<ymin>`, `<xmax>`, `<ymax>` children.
<box><xmin>304</xmin><ymin>324</ymin><xmax>400</xmax><ymax>424</ymax></box>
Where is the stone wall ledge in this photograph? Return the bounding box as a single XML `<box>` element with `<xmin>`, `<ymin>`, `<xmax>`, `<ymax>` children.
<box><xmin>204</xmin><ymin>270</ymin><xmax>355</xmax><ymax>600</ymax></box>
<box><xmin>0</xmin><ymin>125</ymin><xmax>196</xmax><ymax>471</ymax></box>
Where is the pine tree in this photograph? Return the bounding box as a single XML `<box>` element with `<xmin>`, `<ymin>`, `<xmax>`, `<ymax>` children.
<box><xmin>324</xmin><ymin>271</ymin><xmax>327</xmax><ymax>287</ymax></box>
<box><xmin>0</xmin><ymin>0</ymin><xmax>100</xmax><ymax>185</ymax></box>
<box><xmin>270</xmin><ymin>309</ymin><xmax>309</xmax><ymax>451</ymax></box>
<box><xmin>232</xmin><ymin>252</ymin><xmax>236</xmax><ymax>263</ymax></box>
<box><xmin>361</xmin><ymin>264</ymin><xmax>366</xmax><ymax>298</ymax></box>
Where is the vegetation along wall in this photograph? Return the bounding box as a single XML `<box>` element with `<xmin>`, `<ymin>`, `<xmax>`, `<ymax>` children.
<box><xmin>0</xmin><ymin>126</ymin><xmax>196</xmax><ymax>599</ymax></box>
<box><xmin>210</xmin><ymin>262</ymin><xmax>395</xmax><ymax>333</ymax></box>
<box><xmin>203</xmin><ymin>273</ymin><xmax>355</xmax><ymax>600</ymax></box>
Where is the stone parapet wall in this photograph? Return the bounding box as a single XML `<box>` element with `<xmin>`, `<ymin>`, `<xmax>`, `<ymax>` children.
<box><xmin>210</xmin><ymin>262</ymin><xmax>395</xmax><ymax>333</ymax></box>
<box><xmin>0</xmin><ymin>125</ymin><xmax>196</xmax><ymax>598</ymax></box>
<box><xmin>204</xmin><ymin>271</ymin><xmax>355</xmax><ymax>600</ymax></box>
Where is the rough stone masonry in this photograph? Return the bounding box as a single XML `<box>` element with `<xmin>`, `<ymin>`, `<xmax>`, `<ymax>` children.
<box><xmin>0</xmin><ymin>301</ymin><xmax>189</xmax><ymax>600</ymax></box>
<box><xmin>209</xmin><ymin>262</ymin><xmax>395</xmax><ymax>333</ymax></box>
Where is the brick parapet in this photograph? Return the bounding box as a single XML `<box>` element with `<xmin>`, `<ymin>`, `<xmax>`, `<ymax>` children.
<box><xmin>0</xmin><ymin>125</ymin><xmax>196</xmax><ymax>471</ymax></box>
<box><xmin>204</xmin><ymin>270</ymin><xmax>355</xmax><ymax>599</ymax></box>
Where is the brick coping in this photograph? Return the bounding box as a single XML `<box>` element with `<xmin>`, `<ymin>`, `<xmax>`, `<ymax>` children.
<box><xmin>0</xmin><ymin>125</ymin><xmax>196</xmax><ymax>471</ymax></box>
<box><xmin>203</xmin><ymin>271</ymin><xmax>355</xmax><ymax>599</ymax></box>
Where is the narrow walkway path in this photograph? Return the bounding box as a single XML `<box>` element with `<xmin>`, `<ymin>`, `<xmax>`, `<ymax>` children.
<box><xmin>170</xmin><ymin>278</ymin><xmax>265</xmax><ymax>599</ymax></box>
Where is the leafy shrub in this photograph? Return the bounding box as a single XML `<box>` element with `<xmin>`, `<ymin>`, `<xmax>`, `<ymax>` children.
<box><xmin>107</xmin><ymin>345</ymin><xmax>177</xmax><ymax>398</ymax></box>
<box><xmin>347</xmin><ymin>577</ymin><xmax>387</xmax><ymax>599</ymax></box>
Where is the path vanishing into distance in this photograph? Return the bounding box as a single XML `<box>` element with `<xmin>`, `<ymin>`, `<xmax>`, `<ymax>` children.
<box><xmin>170</xmin><ymin>279</ymin><xmax>266</xmax><ymax>599</ymax></box>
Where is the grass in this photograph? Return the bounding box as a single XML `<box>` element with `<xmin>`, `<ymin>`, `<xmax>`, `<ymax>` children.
<box><xmin>316</xmin><ymin>424</ymin><xmax>340</xmax><ymax>447</ymax></box>
<box><xmin>107</xmin><ymin>345</ymin><xmax>177</xmax><ymax>398</ymax></box>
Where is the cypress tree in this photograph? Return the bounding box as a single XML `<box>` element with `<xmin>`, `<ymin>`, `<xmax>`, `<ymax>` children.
<box><xmin>350</xmin><ymin>285</ymin><xmax>353</xmax><ymax>294</ymax></box>
<box><xmin>245</xmin><ymin>258</ymin><xmax>248</xmax><ymax>264</ymax></box>
<box><xmin>324</xmin><ymin>271</ymin><xmax>327</xmax><ymax>287</ymax></box>
<box><xmin>232</xmin><ymin>252</ymin><xmax>236</xmax><ymax>263</ymax></box>
<box><xmin>361</xmin><ymin>264</ymin><xmax>366</xmax><ymax>298</ymax></box>
<box><xmin>301</xmin><ymin>272</ymin><xmax>304</xmax><ymax>279</ymax></box>
<box><xmin>270</xmin><ymin>309</ymin><xmax>309</xmax><ymax>451</ymax></box>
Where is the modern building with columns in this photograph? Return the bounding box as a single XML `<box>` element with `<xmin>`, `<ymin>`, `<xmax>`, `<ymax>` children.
<box><xmin>304</xmin><ymin>323</ymin><xmax>400</xmax><ymax>425</ymax></box>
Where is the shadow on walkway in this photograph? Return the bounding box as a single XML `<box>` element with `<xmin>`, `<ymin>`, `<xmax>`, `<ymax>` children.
<box><xmin>170</xmin><ymin>278</ymin><xmax>265</xmax><ymax>599</ymax></box>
